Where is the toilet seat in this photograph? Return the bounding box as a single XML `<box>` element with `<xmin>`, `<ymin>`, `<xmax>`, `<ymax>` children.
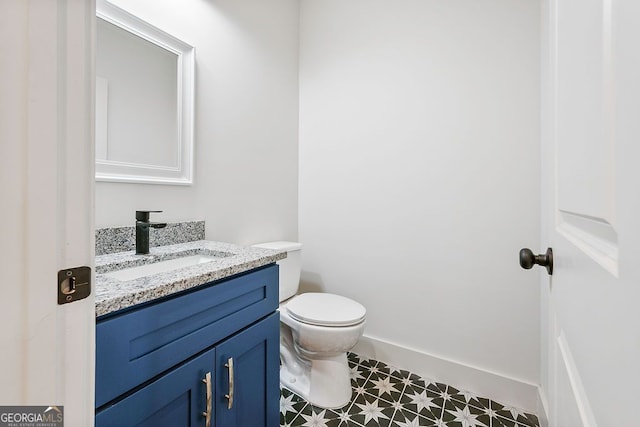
<box><xmin>286</xmin><ymin>293</ymin><xmax>366</xmax><ymax>327</ymax></box>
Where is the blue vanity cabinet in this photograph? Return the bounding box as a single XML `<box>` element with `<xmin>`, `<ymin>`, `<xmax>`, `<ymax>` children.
<box><xmin>95</xmin><ymin>264</ymin><xmax>280</xmax><ymax>427</ymax></box>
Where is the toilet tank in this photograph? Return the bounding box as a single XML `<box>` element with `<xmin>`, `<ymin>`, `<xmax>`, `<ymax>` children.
<box><xmin>252</xmin><ymin>241</ymin><xmax>302</xmax><ymax>302</ymax></box>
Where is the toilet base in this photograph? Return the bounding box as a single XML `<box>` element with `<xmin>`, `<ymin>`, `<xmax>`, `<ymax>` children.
<box><xmin>280</xmin><ymin>352</ymin><xmax>352</xmax><ymax>409</ymax></box>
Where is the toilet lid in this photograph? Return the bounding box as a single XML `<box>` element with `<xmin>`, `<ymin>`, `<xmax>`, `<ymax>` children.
<box><xmin>286</xmin><ymin>293</ymin><xmax>366</xmax><ymax>327</ymax></box>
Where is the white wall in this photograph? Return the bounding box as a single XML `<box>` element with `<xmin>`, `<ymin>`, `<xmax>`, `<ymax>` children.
<box><xmin>96</xmin><ymin>0</ymin><xmax>299</xmax><ymax>247</ymax></box>
<box><xmin>299</xmin><ymin>0</ymin><xmax>540</xmax><ymax>403</ymax></box>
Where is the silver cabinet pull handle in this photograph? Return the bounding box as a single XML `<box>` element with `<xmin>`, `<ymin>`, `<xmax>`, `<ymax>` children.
<box><xmin>201</xmin><ymin>372</ymin><xmax>212</xmax><ymax>427</ymax></box>
<box><xmin>224</xmin><ymin>357</ymin><xmax>234</xmax><ymax>409</ymax></box>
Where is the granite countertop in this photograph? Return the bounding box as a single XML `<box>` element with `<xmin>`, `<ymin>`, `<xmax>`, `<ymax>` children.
<box><xmin>95</xmin><ymin>240</ymin><xmax>286</xmax><ymax>317</ymax></box>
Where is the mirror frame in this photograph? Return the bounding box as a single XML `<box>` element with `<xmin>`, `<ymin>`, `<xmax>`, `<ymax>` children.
<box><xmin>96</xmin><ymin>0</ymin><xmax>195</xmax><ymax>185</ymax></box>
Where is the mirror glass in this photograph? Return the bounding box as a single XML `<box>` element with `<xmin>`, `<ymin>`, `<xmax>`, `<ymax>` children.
<box><xmin>96</xmin><ymin>1</ymin><xmax>195</xmax><ymax>185</ymax></box>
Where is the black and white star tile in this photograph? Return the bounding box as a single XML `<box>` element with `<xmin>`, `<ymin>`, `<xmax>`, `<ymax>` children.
<box><xmin>280</xmin><ymin>353</ymin><xmax>539</xmax><ymax>427</ymax></box>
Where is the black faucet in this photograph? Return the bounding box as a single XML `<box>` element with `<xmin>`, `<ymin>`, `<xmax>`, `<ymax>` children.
<box><xmin>135</xmin><ymin>210</ymin><xmax>167</xmax><ymax>255</ymax></box>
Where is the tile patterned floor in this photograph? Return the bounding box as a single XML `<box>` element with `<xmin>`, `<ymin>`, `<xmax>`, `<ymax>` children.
<box><xmin>280</xmin><ymin>353</ymin><xmax>539</xmax><ymax>427</ymax></box>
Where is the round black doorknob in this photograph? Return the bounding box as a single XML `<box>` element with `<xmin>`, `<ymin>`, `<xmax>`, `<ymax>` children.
<box><xmin>519</xmin><ymin>248</ymin><xmax>536</xmax><ymax>269</ymax></box>
<box><xmin>519</xmin><ymin>247</ymin><xmax>553</xmax><ymax>275</ymax></box>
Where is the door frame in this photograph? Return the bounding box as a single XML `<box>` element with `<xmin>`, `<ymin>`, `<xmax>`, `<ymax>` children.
<box><xmin>0</xmin><ymin>0</ymin><xmax>95</xmax><ymax>425</ymax></box>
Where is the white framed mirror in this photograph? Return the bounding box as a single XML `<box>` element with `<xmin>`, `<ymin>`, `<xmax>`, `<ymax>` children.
<box><xmin>96</xmin><ymin>0</ymin><xmax>195</xmax><ymax>185</ymax></box>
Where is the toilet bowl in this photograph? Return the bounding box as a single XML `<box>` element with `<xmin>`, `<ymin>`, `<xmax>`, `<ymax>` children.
<box><xmin>252</xmin><ymin>242</ymin><xmax>366</xmax><ymax>409</ymax></box>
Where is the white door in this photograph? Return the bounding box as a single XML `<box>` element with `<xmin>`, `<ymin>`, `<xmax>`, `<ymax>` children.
<box><xmin>540</xmin><ymin>0</ymin><xmax>640</xmax><ymax>425</ymax></box>
<box><xmin>0</xmin><ymin>1</ymin><xmax>95</xmax><ymax>426</ymax></box>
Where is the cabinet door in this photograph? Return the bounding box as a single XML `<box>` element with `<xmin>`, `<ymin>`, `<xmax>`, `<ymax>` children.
<box><xmin>216</xmin><ymin>312</ymin><xmax>280</xmax><ymax>427</ymax></box>
<box><xmin>96</xmin><ymin>348</ymin><xmax>215</xmax><ymax>427</ymax></box>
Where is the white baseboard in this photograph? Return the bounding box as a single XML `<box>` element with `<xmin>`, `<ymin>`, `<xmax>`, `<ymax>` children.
<box><xmin>352</xmin><ymin>334</ymin><xmax>540</xmax><ymax>414</ymax></box>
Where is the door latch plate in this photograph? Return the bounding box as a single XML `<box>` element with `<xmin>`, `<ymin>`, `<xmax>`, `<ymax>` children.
<box><xmin>58</xmin><ymin>266</ymin><xmax>91</xmax><ymax>305</ymax></box>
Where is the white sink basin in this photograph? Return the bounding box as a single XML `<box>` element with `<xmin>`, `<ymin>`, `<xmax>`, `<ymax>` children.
<box><xmin>103</xmin><ymin>255</ymin><xmax>217</xmax><ymax>281</ymax></box>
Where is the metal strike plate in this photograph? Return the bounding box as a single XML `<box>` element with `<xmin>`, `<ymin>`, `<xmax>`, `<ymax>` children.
<box><xmin>58</xmin><ymin>266</ymin><xmax>91</xmax><ymax>305</ymax></box>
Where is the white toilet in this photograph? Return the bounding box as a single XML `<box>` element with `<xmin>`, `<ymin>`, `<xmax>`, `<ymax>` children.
<box><xmin>252</xmin><ymin>241</ymin><xmax>366</xmax><ymax>409</ymax></box>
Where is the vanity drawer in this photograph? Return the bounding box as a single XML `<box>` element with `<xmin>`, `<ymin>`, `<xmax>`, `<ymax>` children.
<box><xmin>95</xmin><ymin>264</ymin><xmax>278</xmax><ymax>409</ymax></box>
